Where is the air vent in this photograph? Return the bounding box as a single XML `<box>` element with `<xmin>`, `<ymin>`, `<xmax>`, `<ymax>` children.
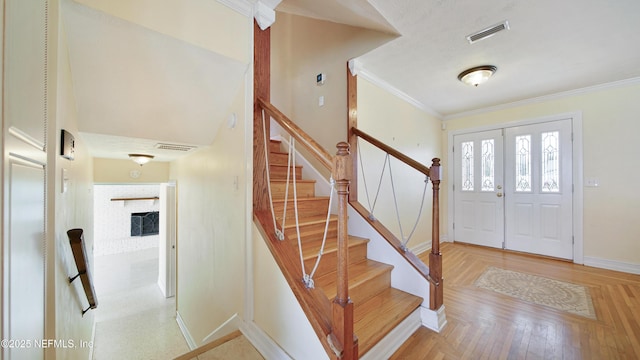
<box><xmin>466</xmin><ymin>20</ymin><xmax>510</xmax><ymax>44</ymax></box>
<box><xmin>155</xmin><ymin>143</ymin><xmax>198</xmax><ymax>152</ymax></box>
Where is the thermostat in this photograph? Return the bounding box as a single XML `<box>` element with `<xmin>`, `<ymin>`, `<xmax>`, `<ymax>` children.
<box><xmin>316</xmin><ymin>73</ymin><xmax>325</xmax><ymax>86</ymax></box>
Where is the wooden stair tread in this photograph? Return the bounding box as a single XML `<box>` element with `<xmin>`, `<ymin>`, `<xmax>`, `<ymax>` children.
<box><xmin>270</xmin><ymin>179</ymin><xmax>316</xmax><ymax>184</ymax></box>
<box><xmin>315</xmin><ymin>259</ymin><xmax>393</xmax><ymax>301</ymax></box>
<box><xmin>272</xmin><ymin>196</ymin><xmax>330</xmax><ymax>204</ymax></box>
<box><xmin>281</xmin><ymin>214</ymin><xmax>337</xmax><ymax>229</ymax></box>
<box><xmin>298</xmin><ymin>236</ymin><xmax>368</xmax><ymax>259</ymax></box>
<box><xmin>354</xmin><ymin>288</ymin><xmax>423</xmax><ymax>356</ymax></box>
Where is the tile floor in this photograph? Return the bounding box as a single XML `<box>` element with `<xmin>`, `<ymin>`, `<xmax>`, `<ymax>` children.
<box><xmin>92</xmin><ymin>247</ymin><xmax>190</xmax><ymax>359</ymax></box>
<box><xmin>92</xmin><ymin>246</ymin><xmax>263</xmax><ymax>360</ymax></box>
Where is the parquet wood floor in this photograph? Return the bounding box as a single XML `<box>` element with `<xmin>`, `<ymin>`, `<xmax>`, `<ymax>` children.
<box><xmin>391</xmin><ymin>242</ymin><xmax>640</xmax><ymax>359</ymax></box>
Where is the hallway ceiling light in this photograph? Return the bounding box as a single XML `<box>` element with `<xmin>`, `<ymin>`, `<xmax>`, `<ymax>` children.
<box><xmin>128</xmin><ymin>153</ymin><xmax>154</xmax><ymax>166</ymax></box>
<box><xmin>458</xmin><ymin>65</ymin><xmax>497</xmax><ymax>87</ymax></box>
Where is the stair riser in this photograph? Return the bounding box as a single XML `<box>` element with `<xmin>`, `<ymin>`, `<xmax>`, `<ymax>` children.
<box><xmin>348</xmin><ymin>270</ymin><xmax>391</xmax><ymax>305</ymax></box>
<box><xmin>284</xmin><ymin>221</ymin><xmax>337</xmax><ymax>243</ymax></box>
<box><xmin>270</xmin><ymin>165</ymin><xmax>302</xmax><ymax>180</ymax></box>
<box><xmin>304</xmin><ymin>242</ymin><xmax>368</xmax><ymax>279</ymax></box>
<box><xmin>269</xmin><ymin>141</ymin><xmax>282</xmax><ymax>153</ymax></box>
<box><xmin>273</xmin><ymin>199</ymin><xmax>330</xmax><ymax>222</ymax></box>
<box><xmin>270</xmin><ymin>182</ymin><xmax>315</xmax><ymax>199</ymax></box>
<box><xmin>269</xmin><ymin>152</ymin><xmax>289</xmax><ymax>166</ymax></box>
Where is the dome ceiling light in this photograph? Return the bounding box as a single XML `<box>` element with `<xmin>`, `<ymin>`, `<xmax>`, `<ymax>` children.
<box><xmin>128</xmin><ymin>153</ymin><xmax>154</xmax><ymax>166</ymax></box>
<box><xmin>458</xmin><ymin>65</ymin><xmax>497</xmax><ymax>87</ymax></box>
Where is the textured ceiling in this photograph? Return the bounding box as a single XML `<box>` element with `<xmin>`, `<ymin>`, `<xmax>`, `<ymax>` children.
<box><xmin>279</xmin><ymin>0</ymin><xmax>640</xmax><ymax>118</ymax></box>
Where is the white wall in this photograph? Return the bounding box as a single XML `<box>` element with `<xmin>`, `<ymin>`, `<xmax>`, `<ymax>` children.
<box><xmin>53</xmin><ymin>9</ymin><xmax>96</xmax><ymax>359</ymax></box>
<box><xmin>271</xmin><ymin>12</ymin><xmax>395</xmax><ymax>154</ymax></box>
<box><xmin>443</xmin><ymin>82</ymin><xmax>640</xmax><ymax>269</ymax></box>
<box><xmin>92</xmin><ymin>184</ymin><xmax>160</xmax><ymax>256</ymax></box>
<box><xmin>169</xmin><ymin>78</ymin><xmax>249</xmax><ymax>346</ymax></box>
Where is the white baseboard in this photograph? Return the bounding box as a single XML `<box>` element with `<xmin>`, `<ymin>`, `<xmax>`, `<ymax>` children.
<box><xmin>176</xmin><ymin>311</ymin><xmax>197</xmax><ymax>350</ymax></box>
<box><xmin>241</xmin><ymin>320</ymin><xmax>292</xmax><ymax>360</ymax></box>
<box><xmin>421</xmin><ymin>305</ymin><xmax>447</xmax><ymax>333</ymax></box>
<box><xmin>583</xmin><ymin>256</ymin><xmax>640</xmax><ymax>275</ymax></box>
<box><xmin>410</xmin><ymin>242</ymin><xmax>431</xmax><ymax>255</ymax></box>
<box><xmin>360</xmin><ymin>308</ymin><xmax>422</xmax><ymax>360</ymax></box>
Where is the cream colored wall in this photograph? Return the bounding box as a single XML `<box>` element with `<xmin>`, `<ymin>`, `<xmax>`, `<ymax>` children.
<box><xmin>252</xmin><ymin>224</ymin><xmax>328</xmax><ymax>359</ymax></box>
<box><xmin>53</xmin><ymin>13</ymin><xmax>96</xmax><ymax>360</ymax></box>
<box><xmin>271</xmin><ymin>12</ymin><xmax>396</xmax><ymax>152</ymax></box>
<box><xmin>356</xmin><ymin>77</ymin><xmax>443</xmax><ymax>251</ymax></box>
<box><xmin>443</xmin><ymin>83</ymin><xmax>640</xmax><ymax>266</ymax></box>
<box><xmin>93</xmin><ymin>158</ymin><xmax>170</xmax><ymax>183</ymax></box>
<box><xmin>169</xmin><ymin>79</ymin><xmax>248</xmax><ymax>346</ymax></box>
<box><xmin>74</xmin><ymin>0</ymin><xmax>248</xmax><ymax>63</ymax></box>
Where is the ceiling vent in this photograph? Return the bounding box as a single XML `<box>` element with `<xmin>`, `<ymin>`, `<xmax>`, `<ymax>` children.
<box><xmin>466</xmin><ymin>20</ymin><xmax>510</xmax><ymax>44</ymax></box>
<box><xmin>155</xmin><ymin>143</ymin><xmax>198</xmax><ymax>152</ymax></box>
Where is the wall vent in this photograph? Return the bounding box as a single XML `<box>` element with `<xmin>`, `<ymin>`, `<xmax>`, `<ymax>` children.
<box><xmin>155</xmin><ymin>143</ymin><xmax>198</xmax><ymax>152</ymax></box>
<box><xmin>466</xmin><ymin>20</ymin><xmax>510</xmax><ymax>44</ymax></box>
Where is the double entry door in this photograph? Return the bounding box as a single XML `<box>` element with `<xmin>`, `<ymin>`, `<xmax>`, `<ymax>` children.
<box><xmin>453</xmin><ymin>119</ymin><xmax>573</xmax><ymax>260</ymax></box>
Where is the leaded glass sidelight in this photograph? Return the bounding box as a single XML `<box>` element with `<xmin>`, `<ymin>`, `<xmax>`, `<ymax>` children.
<box><xmin>461</xmin><ymin>141</ymin><xmax>474</xmax><ymax>191</ymax></box>
<box><xmin>541</xmin><ymin>131</ymin><xmax>560</xmax><ymax>192</ymax></box>
<box><xmin>515</xmin><ymin>135</ymin><xmax>531</xmax><ymax>192</ymax></box>
<box><xmin>481</xmin><ymin>139</ymin><xmax>494</xmax><ymax>191</ymax></box>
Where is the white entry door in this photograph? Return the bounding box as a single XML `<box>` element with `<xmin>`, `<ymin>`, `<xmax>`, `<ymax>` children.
<box><xmin>504</xmin><ymin>119</ymin><xmax>573</xmax><ymax>259</ymax></box>
<box><xmin>453</xmin><ymin>119</ymin><xmax>574</xmax><ymax>259</ymax></box>
<box><xmin>453</xmin><ymin>129</ymin><xmax>504</xmax><ymax>249</ymax></box>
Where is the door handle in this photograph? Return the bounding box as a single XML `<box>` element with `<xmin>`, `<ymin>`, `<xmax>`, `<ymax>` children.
<box><xmin>497</xmin><ymin>192</ymin><xmax>503</xmax><ymax>197</ymax></box>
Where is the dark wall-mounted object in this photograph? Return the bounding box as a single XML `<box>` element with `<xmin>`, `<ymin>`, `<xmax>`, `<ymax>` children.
<box><xmin>61</xmin><ymin>129</ymin><xmax>75</xmax><ymax>160</ymax></box>
<box><xmin>67</xmin><ymin>228</ymin><xmax>98</xmax><ymax>315</ymax></box>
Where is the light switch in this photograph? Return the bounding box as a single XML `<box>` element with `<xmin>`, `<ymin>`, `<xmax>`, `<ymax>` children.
<box><xmin>319</xmin><ymin>96</ymin><xmax>325</xmax><ymax>107</ymax></box>
<box><xmin>585</xmin><ymin>178</ymin><xmax>599</xmax><ymax>187</ymax></box>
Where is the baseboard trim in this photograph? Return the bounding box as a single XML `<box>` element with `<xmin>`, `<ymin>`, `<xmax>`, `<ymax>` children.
<box><xmin>360</xmin><ymin>308</ymin><xmax>421</xmax><ymax>360</ymax></box>
<box><xmin>176</xmin><ymin>311</ymin><xmax>197</xmax><ymax>350</ymax></box>
<box><xmin>240</xmin><ymin>320</ymin><xmax>292</xmax><ymax>360</ymax></box>
<box><xmin>421</xmin><ymin>305</ymin><xmax>447</xmax><ymax>333</ymax></box>
<box><xmin>88</xmin><ymin>317</ymin><xmax>96</xmax><ymax>360</ymax></box>
<box><xmin>584</xmin><ymin>256</ymin><xmax>640</xmax><ymax>275</ymax></box>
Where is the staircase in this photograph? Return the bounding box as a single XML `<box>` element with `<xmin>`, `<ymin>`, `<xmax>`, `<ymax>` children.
<box><xmin>268</xmin><ymin>139</ymin><xmax>423</xmax><ymax>357</ymax></box>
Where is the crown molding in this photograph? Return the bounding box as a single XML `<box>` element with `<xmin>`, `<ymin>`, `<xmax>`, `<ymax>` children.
<box><xmin>217</xmin><ymin>0</ymin><xmax>253</xmax><ymax>17</ymax></box>
<box><xmin>350</xmin><ymin>59</ymin><xmax>443</xmax><ymax>119</ymax></box>
<box><xmin>217</xmin><ymin>0</ymin><xmax>282</xmax><ymax>29</ymax></box>
<box><xmin>444</xmin><ymin>76</ymin><xmax>640</xmax><ymax>121</ymax></box>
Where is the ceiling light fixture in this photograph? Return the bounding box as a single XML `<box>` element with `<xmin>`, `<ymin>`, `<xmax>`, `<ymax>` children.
<box><xmin>128</xmin><ymin>153</ymin><xmax>154</xmax><ymax>166</ymax></box>
<box><xmin>458</xmin><ymin>65</ymin><xmax>497</xmax><ymax>87</ymax></box>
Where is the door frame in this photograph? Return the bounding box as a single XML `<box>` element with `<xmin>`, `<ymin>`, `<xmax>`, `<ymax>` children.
<box><xmin>446</xmin><ymin>112</ymin><xmax>584</xmax><ymax>264</ymax></box>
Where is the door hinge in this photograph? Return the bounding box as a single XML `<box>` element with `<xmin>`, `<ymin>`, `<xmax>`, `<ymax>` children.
<box><xmin>453</xmin><ymin>222</ymin><xmax>455</xmax><ymax>230</ymax></box>
<box><xmin>453</xmin><ymin>184</ymin><xmax>455</xmax><ymax>191</ymax></box>
<box><xmin>502</xmin><ymin>241</ymin><xmax>505</xmax><ymax>248</ymax></box>
<box><xmin>572</xmin><ymin>236</ymin><xmax>575</xmax><ymax>245</ymax></box>
<box><xmin>571</xmin><ymin>132</ymin><xmax>574</xmax><ymax>141</ymax></box>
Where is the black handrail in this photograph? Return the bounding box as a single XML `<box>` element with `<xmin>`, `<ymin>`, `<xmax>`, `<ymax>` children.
<box><xmin>67</xmin><ymin>228</ymin><xmax>98</xmax><ymax>315</ymax></box>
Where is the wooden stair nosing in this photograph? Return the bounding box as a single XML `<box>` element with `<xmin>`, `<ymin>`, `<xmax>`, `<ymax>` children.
<box><xmin>354</xmin><ymin>288</ymin><xmax>424</xmax><ymax>356</ymax></box>
<box><xmin>315</xmin><ymin>259</ymin><xmax>393</xmax><ymax>304</ymax></box>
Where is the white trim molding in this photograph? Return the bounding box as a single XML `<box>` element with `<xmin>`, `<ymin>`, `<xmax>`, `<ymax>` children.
<box><xmin>349</xmin><ymin>60</ymin><xmax>443</xmax><ymax>119</ymax></box>
<box><xmin>445</xmin><ymin>76</ymin><xmax>640</xmax><ymax>121</ymax></box>
<box><xmin>447</xmin><ymin>112</ymin><xmax>584</xmax><ymax>264</ymax></box>
<box><xmin>584</xmin><ymin>257</ymin><xmax>640</xmax><ymax>275</ymax></box>
<box><xmin>217</xmin><ymin>0</ymin><xmax>253</xmax><ymax>17</ymax></box>
<box><xmin>241</xmin><ymin>321</ymin><xmax>292</xmax><ymax>360</ymax></box>
<box><xmin>176</xmin><ymin>311</ymin><xmax>197</xmax><ymax>350</ymax></box>
<box><xmin>360</xmin><ymin>308</ymin><xmax>422</xmax><ymax>360</ymax></box>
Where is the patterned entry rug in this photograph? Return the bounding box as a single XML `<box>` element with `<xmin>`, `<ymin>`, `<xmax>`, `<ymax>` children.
<box><xmin>475</xmin><ymin>266</ymin><xmax>596</xmax><ymax>319</ymax></box>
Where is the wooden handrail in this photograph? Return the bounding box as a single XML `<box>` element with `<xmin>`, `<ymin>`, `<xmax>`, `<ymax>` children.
<box><xmin>257</xmin><ymin>97</ymin><xmax>334</xmax><ymax>171</ymax></box>
<box><xmin>351</xmin><ymin>127</ymin><xmax>431</xmax><ymax>176</ymax></box>
<box><xmin>349</xmin><ymin>127</ymin><xmax>443</xmax><ymax>311</ymax></box>
<box><xmin>67</xmin><ymin>228</ymin><xmax>98</xmax><ymax>315</ymax></box>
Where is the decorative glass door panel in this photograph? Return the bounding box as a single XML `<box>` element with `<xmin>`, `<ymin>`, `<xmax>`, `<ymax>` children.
<box><xmin>453</xmin><ymin>130</ymin><xmax>504</xmax><ymax>249</ymax></box>
<box><xmin>504</xmin><ymin>119</ymin><xmax>573</xmax><ymax>259</ymax></box>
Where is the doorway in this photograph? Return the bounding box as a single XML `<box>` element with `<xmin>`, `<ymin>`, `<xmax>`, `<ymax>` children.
<box><xmin>452</xmin><ymin>116</ymin><xmax>578</xmax><ymax>260</ymax></box>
